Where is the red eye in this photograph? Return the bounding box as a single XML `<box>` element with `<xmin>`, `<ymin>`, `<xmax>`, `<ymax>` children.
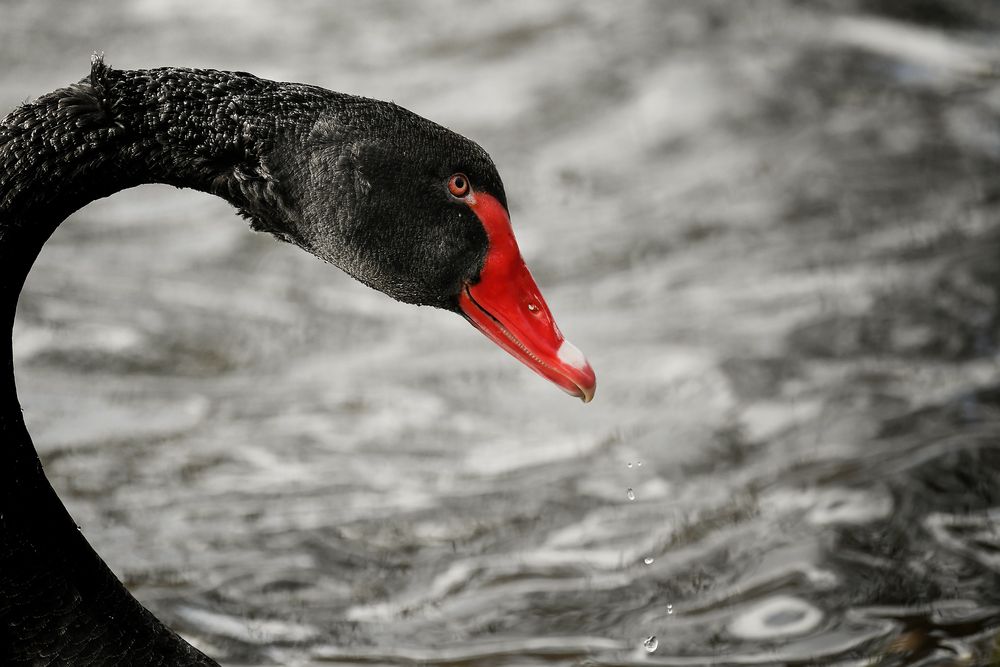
<box><xmin>448</xmin><ymin>173</ymin><xmax>470</xmax><ymax>198</ymax></box>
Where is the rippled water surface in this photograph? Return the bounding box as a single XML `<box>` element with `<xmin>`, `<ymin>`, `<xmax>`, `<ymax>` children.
<box><xmin>4</xmin><ymin>1</ymin><xmax>1000</xmax><ymax>665</ymax></box>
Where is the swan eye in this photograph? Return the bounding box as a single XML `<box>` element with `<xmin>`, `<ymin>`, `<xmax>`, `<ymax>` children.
<box><xmin>448</xmin><ymin>173</ymin><xmax>471</xmax><ymax>198</ymax></box>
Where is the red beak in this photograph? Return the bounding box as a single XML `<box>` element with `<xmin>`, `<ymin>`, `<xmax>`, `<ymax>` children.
<box><xmin>458</xmin><ymin>192</ymin><xmax>596</xmax><ymax>403</ymax></box>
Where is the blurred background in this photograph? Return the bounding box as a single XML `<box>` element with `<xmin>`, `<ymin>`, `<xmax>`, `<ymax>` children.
<box><xmin>3</xmin><ymin>1</ymin><xmax>1000</xmax><ymax>665</ymax></box>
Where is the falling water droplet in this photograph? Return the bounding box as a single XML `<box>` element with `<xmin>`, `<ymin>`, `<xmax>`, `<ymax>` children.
<box><xmin>644</xmin><ymin>556</ymin><xmax>655</xmax><ymax>565</ymax></box>
<box><xmin>643</xmin><ymin>635</ymin><xmax>658</xmax><ymax>653</ymax></box>
<box><xmin>637</xmin><ymin>461</ymin><xmax>643</xmax><ymax>467</ymax></box>
<box><xmin>627</xmin><ymin>462</ymin><xmax>633</xmax><ymax>468</ymax></box>
<box><xmin>667</xmin><ymin>604</ymin><xmax>674</xmax><ymax>615</ymax></box>
<box><xmin>626</xmin><ymin>488</ymin><xmax>636</xmax><ymax>501</ymax></box>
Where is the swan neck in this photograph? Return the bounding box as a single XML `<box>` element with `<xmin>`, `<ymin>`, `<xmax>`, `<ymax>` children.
<box><xmin>2</xmin><ymin>63</ymin><xmax>319</xmax><ymax>316</ymax></box>
<box><xmin>0</xmin><ymin>62</ymin><xmax>319</xmax><ymax>468</ymax></box>
<box><xmin>0</xmin><ymin>62</ymin><xmax>327</xmax><ymax>665</ymax></box>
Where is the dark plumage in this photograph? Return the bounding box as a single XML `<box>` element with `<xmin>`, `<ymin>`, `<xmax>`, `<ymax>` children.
<box><xmin>0</xmin><ymin>57</ymin><xmax>594</xmax><ymax>665</ymax></box>
<box><xmin>0</xmin><ymin>57</ymin><xmax>504</xmax><ymax>311</ymax></box>
<box><xmin>0</xmin><ymin>57</ymin><xmax>509</xmax><ymax>666</ymax></box>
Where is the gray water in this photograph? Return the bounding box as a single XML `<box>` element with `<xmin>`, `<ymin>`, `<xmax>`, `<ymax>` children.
<box><xmin>3</xmin><ymin>1</ymin><xmax>1000</xmax><ymax>665</ymax></box>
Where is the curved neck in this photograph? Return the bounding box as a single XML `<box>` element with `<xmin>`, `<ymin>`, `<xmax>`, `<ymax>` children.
<box><xmin>0</xmin><ymin>60</ymin><xmax>322</xmax><ymax>459</ymax></box>
<box><xmin>0</xmin><ymin>61</ymin><xmax>322</xmax><ymax>665</ymax></box>
<box><xmin>1</xmin><ymin>59</ymin><xmax>315</xmax><ymax>294</ymax></box>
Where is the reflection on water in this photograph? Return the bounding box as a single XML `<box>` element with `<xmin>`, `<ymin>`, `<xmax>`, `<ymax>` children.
<box><xmin>4</xmin><ymin>1</ymin><xmax>1000</xmax><ymax>664</ymax></box>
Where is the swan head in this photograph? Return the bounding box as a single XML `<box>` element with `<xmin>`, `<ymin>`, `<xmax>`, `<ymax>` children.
<box><xmin>266</xmin><ymin>98</ymin><xmax>595</xmax><ymax>402</ymax></box>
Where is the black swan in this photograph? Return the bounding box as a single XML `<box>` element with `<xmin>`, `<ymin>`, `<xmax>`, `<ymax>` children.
<box><xmin>0</xmin><ymin>58</ymin><xmax>596</xmax><ymax>665</ymax></box>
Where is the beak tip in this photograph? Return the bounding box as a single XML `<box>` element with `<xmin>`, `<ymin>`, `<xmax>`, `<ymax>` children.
<box><xmin>573</xmin><ymin>370</ymin><xmax>596</xmax><ymax>404</ymax></box>
<box><xmin>557</xmin><ymin>341</ymin><xmax>597</xmax><ymax>404</ymax></box>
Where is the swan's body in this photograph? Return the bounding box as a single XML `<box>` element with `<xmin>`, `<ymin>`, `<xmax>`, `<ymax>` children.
<box><xmin>0</xmin><ymin>60</ymin><xmax>594</xmax><ymax>664</ymax></box>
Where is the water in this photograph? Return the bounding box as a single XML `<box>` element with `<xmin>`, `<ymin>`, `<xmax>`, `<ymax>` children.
<box><xmin>4</xmin><ymin>1</ymin><xmax>1000</xmax><ymax>665</ymax></box>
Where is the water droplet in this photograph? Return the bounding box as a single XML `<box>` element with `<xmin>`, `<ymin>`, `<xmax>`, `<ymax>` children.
<box><xmin>667</xmin><ymin>604</ymin><xmax>674</xmax><ymax>615</ymax></box>
<box><xmin>626</xmin><ymin>488</ymin><xmax>636</xmax><ymax>501</ymax></box>
<box><xmin>643</xmin><ymin>635</ymin><xmax>658</xmax><ymax>653</ymax></box>
<box><xmin>627</xmin><ymin>462</ymin><xmax>633</xmax><ymax>468</ymax></box>
<box><xmin>637</xmin><ymin>461</ymin><xmax>643</xmax><ymax>467</ymax></box>
<box><xmin>644</xmin><ymin>557</ymin><xmax>655</xmax><ymax>565</ymax></box>
<box><xmin>527</xmin><ymin>302</ymin><xmax>539</xmax><ymax>313</ymax></box>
